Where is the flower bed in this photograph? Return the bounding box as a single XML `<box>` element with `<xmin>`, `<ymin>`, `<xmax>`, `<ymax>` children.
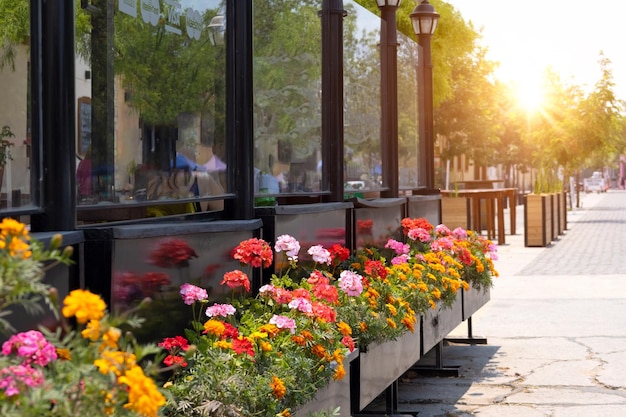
<box><xmin>0</xmin><ymin>216</ymin><xmax>497</xmax><ymax>417</ymax></box>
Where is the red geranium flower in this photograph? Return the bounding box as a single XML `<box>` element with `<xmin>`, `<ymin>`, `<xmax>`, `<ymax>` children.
<box><xmin>401</xmin><ymin>217</ymin><xmax>434</xmax><ymax>234</ymax></box>
<box><xmin>357</xmin><ymin>219</ymin><xmax>373</xmax><ymax>234</ymax></box>
<box><xmin>232</xmin><ymin>238</ymin><xmax>273</xmax><ymax>268</ymax></box>
<box><xmin>221</xmin><ymin>270</ymin><xmax>251</xmax><ymax>292</ymax></box>
<box><xmin>329</xmin><ymin>244</ymin><xmax>350</xmax><ymax>266</ymax></box>
<box><xmin>149</xmin><ymin>238</ymin><xmax>198</xmax><ymax>268</ymax></box>
<box><xmin>231</xmin><ymin>337</ymin><xmax>255</xmax><ymax>356</ymax></box>
<box><xmin>364</xmin><ymin>259</ymin><xmax>387</xmax><ymax>280</ymax></box>
<box><xmin>163</xmin><ymin>354</ymin><xmax>188</xmax><ymax>367</ymax></box>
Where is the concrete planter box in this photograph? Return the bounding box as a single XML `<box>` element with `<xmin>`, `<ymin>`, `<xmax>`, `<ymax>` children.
<box><xmin>462</xmin><ymin>286</ymin><xmax>491</xmax><ymax>322</ymax></box>
<box><xmin>356</xmin><ymin>328</ymin><xmax>422</xmax><ymax>411</ymax></box>
<box><xmin>295</xmin><ymin>350</ymin><xmax>358</xmax><ymax>417</ymax></box>
<box><xmin>421</xmin><ymin>296</ymin><xmax>463</xmax><ymax>355</ymax></box>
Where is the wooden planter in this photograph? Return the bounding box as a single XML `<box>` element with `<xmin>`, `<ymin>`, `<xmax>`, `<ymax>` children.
<box><xmin>550</xmin><ymin>193</ymin><xmax>559</xmax><ymax>240</ymax></box>
<box><xmin>524</xmin><ymin>193</ymin><xmax>551</xmax><ymax>247</ymax></box>
<box><xmin>441</xmin><ymin>196</ymin><xmax>471</xmax><ymax>230</ymax></box>
<box><xmin>356</xmin><ymin>328</ymin><xmax>422</xmax><ymax>411</ymax></box>
<box><xmin>559</xmin><ymin>190</ymin><xmax>567</xmax><ymax>233</ymax></box>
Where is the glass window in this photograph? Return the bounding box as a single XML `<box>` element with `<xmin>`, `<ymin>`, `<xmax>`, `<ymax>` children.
<box><xmin>0</xmin><ymin>3</ymin><xmax>32</xmax><ymax>212</ymax></box>
<box><xmin>344</xmin><ymin>1</ymin><xmax>382</xmax><ymax>194</ymax></box>
<box><xmin>76</xmin><ymin>0</ymin><xmax>228</xmax><ymax>221</ymax></box>
<box><xmin>253</xmin><ymin>0</ymin><xmax>323</xmax><ymax>196</ymax></box>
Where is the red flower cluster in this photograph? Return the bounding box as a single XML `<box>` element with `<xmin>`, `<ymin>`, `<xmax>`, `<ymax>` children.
<box><xmin>401</xmin><ymin>217</ymin><xmax>434</xmax><ymax>234</ymax></box>
<box><xmin>158</xmin><ymin>336</ymin><xmax>190</xmax><ymax>367</ymax></box>
<box><xmin>232</xmin><ymin>238</ymin><xmax>273</xmax><ymax>268</ymax></box>
<box><xmin>149</xmin><ymin>238</ymin><xmax>198</xmax><ymax>268</ymax></box>
<box><xmin>357</xmin><ymin>219</ymin><xmax>373</xmax><ymax>234</ymax></box>
<box><xmin>364</xmin><ymin>259</ymin><xmax>387</xmax><ymax>280</ymax></box>
<box><xmin>328</xmin><ymin>244</ymin><xmax>350</xmax><ymax>267</ymax></box>
<box><xmin>221</xmin><ymin>270</ymin><xmax>251</xmax><ymax>292</ymax></box>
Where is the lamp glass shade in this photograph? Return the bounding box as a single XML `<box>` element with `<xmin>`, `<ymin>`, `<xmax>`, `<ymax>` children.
<box><xmin>410</xmin><ymin>1</ymin><xmax>440</xmax><ymax>35</ymax></box>
<box><xmin>208</xmin><ymin>15</ymin><xmax>226</xmax><ymax>46</ymax></box>
<box><xmin>376</xmin><ymin>0</ymin><xmax>401</xmax><ymax>7</ymax></box>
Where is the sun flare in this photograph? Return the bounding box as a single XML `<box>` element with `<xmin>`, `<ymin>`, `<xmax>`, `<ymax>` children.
<box><xmin>510</xmin><ymin>74</ymin><xmax>546</xmax><ymax>112</ymax></box>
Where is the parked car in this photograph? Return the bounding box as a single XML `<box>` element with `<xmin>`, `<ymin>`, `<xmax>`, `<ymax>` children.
<box><xmin>583</xmin><ymin>171</ymin><xmax>607</xmax><ymax>193</ymax></box>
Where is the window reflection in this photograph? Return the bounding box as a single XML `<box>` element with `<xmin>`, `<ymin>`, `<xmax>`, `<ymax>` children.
<box><xmin>76</xmin><ymin>1</ymin><xmax>227</xmax><ymax>217</ymax></box>
<box><xmin>0</xmin><ymin>1</ymin><xmax>31</xmax><ymax>211</ymax></box>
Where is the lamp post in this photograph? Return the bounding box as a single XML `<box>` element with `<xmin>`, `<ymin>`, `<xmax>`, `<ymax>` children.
<box><xmin>377</xmin><ymin>0</ymin><xmax>401</xmax><ymax>198</ymax></box>
<box><xmin>208</xmin><ymin>15</ymin><xmax>225</xmax><ymax>46</ymax></box>
<box><xmin>411</xmin><ymin>0</ymin><xmax>439</xmax><ymax>191</ymax></box>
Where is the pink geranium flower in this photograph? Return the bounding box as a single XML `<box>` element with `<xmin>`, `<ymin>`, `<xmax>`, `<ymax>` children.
<box><xmin>338</xmin><ymin>270</ymin><xmax>364</xmax><ymax>296</ymax></box>
<box><xmin>308</xmin><ymin>245</ymin><xmax>332</xmax><ymax>265</ymax></box>
<box><xmin>274</xmin><ymin>234</ymin><xmax>301</xmax><ymax>259</ymax></box>
<box><xmin>269</xmin><ymin>314</ymin><xmax>296</xmax><ymax>333</ymax></box>
<box><xmin>205</xmin><ymin>303</ymin><xmax>236</xmax><ymax>318</ymax></box>
<box><xmin>179</xmin><ymin>283</ymin><xmax>208</xmax><ymax>305</ymax></box>
<box><xmin>2</xmin><ymin>330</ymin><xmax>57</xmax><ymax>367</ymax></box>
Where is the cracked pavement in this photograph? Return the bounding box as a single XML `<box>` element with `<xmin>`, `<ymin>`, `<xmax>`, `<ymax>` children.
<box><xmin>364</xmin><ymin>191</ymin><xmax>626</xmax><ymax>416</ymax></box>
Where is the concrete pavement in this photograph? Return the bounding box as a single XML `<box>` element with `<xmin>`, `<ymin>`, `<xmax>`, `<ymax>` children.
<box><xmin>368</xmin><ymin>190</ymin><xmax>626</xmax><ymax>416</ymax></box>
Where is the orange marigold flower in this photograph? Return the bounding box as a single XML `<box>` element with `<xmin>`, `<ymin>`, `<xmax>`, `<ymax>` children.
<box><xmin>270</xmin><ymin>376</ymin><xmax>286</xmax><ymax>399</ymax></box>
<box><xmin>291</xmin><ymin>335</ymin><xmax>307</xmax><ymax>346</ymax></box>
<box><xmin>359</xmin><ymin>322</ymin><xmax>368</xmax><ymax>332</ymax></box>
<box><xmin>260</xmin><ymin>341</ymin><xmax>273</xmax><ymax>352</ymax></box>
<box><xmin>203</xmin><ymin>319</ymin><xmax>226</xmax><ymax>337</ymax></box>
<box><xmin>259</xmin><ymin>323</ymin><xmax>280</xmax><ymax>338</ymax></box>
<box><xmin>300</xmin><ymin>330</ymin><xmax>314</xmax><ymax>341</ymax></box>
<box><xmin>56</xmin><ymin>348</ymin><xmax>71</xmax><ymax>361</ymax></box>
<box><xmin>276</xmin><ymin>409</ymin><xmax>292</xmax><ymax>417</ymax></box>
<box><xmin>81</xmin><ymin>319</ymin><xmax>102</xmax><ymax>341</ymax></box>
<box><xmin>337</xmin><ymin>321</ymin><xmax>352</xmax><ymax>336</ymax></box>
<box><xmin>386</xmin><ymin>318</ymin><xmax>397</xmax><ymax>329</ymax></box>
<box><xmin>311</xmin><ymin>344</ymin><xmax>327</xmax><ymax>359</ymax></box>
<box><xmin>401</xmin><ymin>315</ymin><xmax>416</xmax><ymax>332</ymax></box>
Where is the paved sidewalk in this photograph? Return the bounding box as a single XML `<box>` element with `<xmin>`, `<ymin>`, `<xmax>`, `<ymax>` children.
<box><xmin>385</xmin><ymin>190</ymin><xmax>626</xmax><ymax>416</ymax></box>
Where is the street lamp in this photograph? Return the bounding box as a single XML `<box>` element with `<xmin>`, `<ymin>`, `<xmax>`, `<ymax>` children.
<box><xmin>208</xmin><ymin>15</ymin><xmax>225</xmax><ymax>46</ymax></box>
<box><xmin>377</xmin><ymin>0</ymin><xmax>401</xmax><ymax>198</ymax></box>
<box><xmin>410</xmin><ymin>0</ymin><xmax>439</xmax><ymax>191</ymax></box>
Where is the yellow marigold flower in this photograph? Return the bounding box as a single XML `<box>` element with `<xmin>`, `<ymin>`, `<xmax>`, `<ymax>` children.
<box><xmin>417</xmin><ymin>282</ymin><xmax>428</xmax><ymax>292</ymax></box>
<box><xmin>270</xmin><ymin>376</ymin><xmax>286</xmax><ymax>399</ymax></box>
<box><xmin>370</xmin><ymin>311</ymin><xmax>379</xmax><ymax>319</ymax></box>
<box><xmin>428</xmin><ymin>299</ymin><xmax>436</xmax><ymax>309</ymax></box>
<box><xmin>56</xmin><ymin>348</ymin><xmax>71</xmax><ymax>361</ymax></box>
<box><xmin>426</xmin><ymin>272</ymin><xmax>437</xmax><ymax>282</ymax></box>
<box><xmin>94</xmin><ymin>350</ymin><xmax>136</xmax><ymax>376</ymax></box>
<box><xmin>332</xmin><ymin>348</ymin><xmax>344</xmax><ymax>363</ymax></box>
<box><xmin>461</xmin><ymin>281</ymin><xmax>470</xmax><ymax>291</ymax></box>
<box><xmin>431</xmin><ymin>287</ymin><xmax>441</xmax><ymax>299</ymax></box>
<box><xmin>259</xmin><ymin>323</ymin><xmax>280</xmax><ymax>337</ymax></box>
<box><xmin>430</xmin><ymin>263</ymin><xmax>445</xmax><ymax>273</ymax></box>
<box><xmin>260</xmin><ymin>341</ymin><xmax>273</xmax><ymax>352</ymax></box>
<box><xmin>249</xmin><ymin>331</ymin><xmax>268</xmax><ymax>340</ymax></box>
<box><xmin>386</xmin><ymin>318</ymin><xmax>397</xmax><ymax>329</ymax></box>
<box><xmin>407</xmin><ymin>282</ymin><xmax>418</xmax><ymax>290</ymax></box>
<box><xmin>62</xmin><ymin>289</ymin><xmax>106</xmax><ymax>324</ymax></box>
<box><xmin>333</xmin><ymin>362</ymin><xmax>346</xmax><ymax>380</ymax></box>
<box><xmin>203</xmin><ymin>319</ymin><xmax>226</xmax><ymax>337</ymax></box>
<box><xmin>214</xmin><ymin>340</ymin><xmax>232</xmax><ymax>349</ymax></box>
<box><xmin>277</xmin><ymin>409</ymin><xmax>292</xmax><ymax>417</ymax></box>
<box><xmin>0</xmin><ymin>218</ymin><xmax>29</xmax><ymax>239</ymax></box>
<box><xmin>386</xmin><ymin>295</ymin><xmax>396</xmax><ymax>304</ymax></box>
<box><xmin>337</xmin><ymin>321</ymin><xmax>352</xmax><ymax>336</ymax></box>
<box><xmin>102</xmin><ymin>327</ymin><xmax>121</xmax><ymax>349</ymax></box>
<box><xmin>476</xmin><ymin>259</ymin><xmax>485</xmax><ymax>273</ymax></box>
<box><xmin>7</xmin><ymin>237</ymin><xmax>32</xmax><ymax>259</ymax></box>
<box><xmin>81</xmin><ymin>319</ymin><xmax>102</xmax><ymax>341</ymax></box>
<box><xmin>386</xmin><ymin>303</ymin><xmax>398</xmax><ymax>316</ymax></box>
<box><xmin>118</xmin><ymin>365</ymin><xmax>166</xmax><ymax>417</ymax></box>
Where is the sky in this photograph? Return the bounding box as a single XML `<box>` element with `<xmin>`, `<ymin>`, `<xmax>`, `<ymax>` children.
<box><xmin>447</xmin><ymin>0</ymin><xmax>626</xmax><ymax>103</ymax></box>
